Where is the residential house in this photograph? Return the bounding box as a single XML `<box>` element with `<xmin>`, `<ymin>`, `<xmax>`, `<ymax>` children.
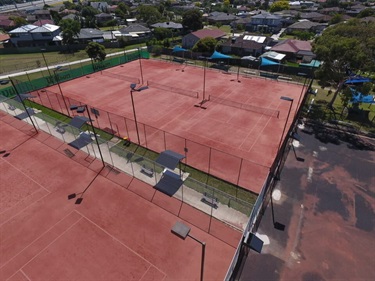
<box><xmin>182</xmin><ymin>28</ymin><xmax>227</xmax><ymax>49</ymax></box>
<box><xmin>345</xmin><ymin>4</ymin><xmax>368</xmax><ymax>17</ymax></box>
<box><xmin>33</xmin><ymin>10</ymin><xmax>52</xmax><ymax>21</ymax></box>
<box><xmin>221</xmin><ymin>34</ymin><xmax>272</xmax><ymax>57</ymax></box>
<box><xmin>118</xmin><ymin>24</ymin><xmax>151</xmax><ymax>39</ymax></box>
<box><xmin>0</xmin><ymin>32</ymin><xmax>10</xmax><ymax>48</ymax></box>
<box><xmin>95</xmin><ymin>13</ymin><xmax>113</xmax><ymax>24</ymax></box>
<box><xmin>270</xmin><ymin>39</ymin><xmax>314</xmax><ymax>61</ymax></box>
<box><xmin>151</xmin><ymin>22</ymin><xmax>183</xmax><ymax>30</ymax></box>
<box><xmin>206</xmin><ymin>12</ymin><xmax>238</xmax><ymax>25</ymax></box>
<box><xmin>246</xmin><ymin>12</ymin><xmax>283</xmax><ymax>34</ymax></box>
<box><xmin>289</xmin><ymin>1</ymin><xmax>316</xmax><ymax>10</ymax></box>
<box><xmin>90</xmin><ymin>2</ymin><xmax>109</xmax><ymax>13</ymax></box>
<box><xmin>299</xmin><ymin>12</ymin><xmax>331</xmax><ymax>22</ymax></box>
<box><xmin>0</xmin><ymin>15</ymin><xmax>15</xmax><ymax>31</ymax></box>
<box><xmin>74</xmin><ymin>28</ymin><xmax>104</xmax><ymax>43</ymax></box>
<box><xmin>33</xmin><ymin>19</ymin><xmax>55</xmax><ymax>26</ymax></box>
<box><xmin>8</xmin><ymin>24</ymin><xmax>61</xmax><ymax>47</ymax></box>
<box><xmin>320</xmin><ymin>7</ymin><xmax>343</xmax><ymax>15</ymax></box>
<box><xmin>261</xmin><ymin>51</ymin><xmax>286</xmax><ymax>63</ymax></box>
<box><xmin>285</xmin><ymin>20</ymin><xmax>322</xmax><ymax>34</ymax></box>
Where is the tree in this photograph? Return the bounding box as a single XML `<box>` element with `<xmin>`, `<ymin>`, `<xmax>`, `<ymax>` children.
<box><xmin>182</xmin><ymin>9</ymin><xmax>203</xmax><ymax>32</ymax></box>
<box><xmin>357</xmin><ymin>8</ymin><xmax>375</xmax><ymax>18</ymax></box>
<box><xmin>115</xmin><ymin>2</ymin><xmax>128</xmax><ymax>19</ymax></box>
<box><xmin>192</xmin><ymin>37</ymin><xmax>217</xmax><ymax>53</ymax></box>
<box><xmin>312</xmin><ymin>19</ymin><xmax>375</xmax><ymax>108</ymax></box>
<box><xmin>137</xmin><ymin>5</ymin><xmax>162</xmax><ymax>26</ymax></box>
<box><xmin>85</xmin><ymin>42</ymin><xmax>106</xmax><ymax>62</ymax></box>
<box><xmin>269</xmin><ymin>1</ymin><xmax>290</xmax><ymax>13</ymax></box>
<box><xmin>9</xmin><ymin>16</ymin><xmax>27</xmax><ymax>27</ymax></box>
<box><xmin>329</xmin><ymin>13</ymin><xmax>343</xmax><ymax>24</ymax></box>
<box><xmin>59</xmin><ymin>19</ymin><xmax>81</xmax><ymax>46</ymax></box>
<box><xmin>153</xmin><ymin>27</ymin><xmax>172</xmax><ymax>40</ymax></box>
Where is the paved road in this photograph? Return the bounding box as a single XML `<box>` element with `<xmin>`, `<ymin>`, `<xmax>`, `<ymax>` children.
<box><xmin>238</xmin><ymin>122</ymin><xmax>375</xmax><ymax>281</ymax></box>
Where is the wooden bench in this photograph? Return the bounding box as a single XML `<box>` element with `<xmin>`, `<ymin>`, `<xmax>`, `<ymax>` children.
<box><xmin>140</xmin><ymin>164</ymin><xmax>154</xmax><ymax>177</ymax></box>
<box><xmin>260</xmin><ymin>72</ymin><xmax>279</xmax><ymax>80</ymax></box>
<box><xmin>201</xmin><ymin>192</ymin><xmax>218</xmax><ymax>209</ymax></box>
<box><xmin>278</xmin><ymin>76</ymin><xmax>292</xmax><ymax>81</ymax></box>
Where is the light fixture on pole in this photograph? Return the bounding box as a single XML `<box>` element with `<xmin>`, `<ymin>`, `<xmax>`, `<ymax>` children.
<box><xmin>138</xmin><ymin>47</ymin><xmax>144</xmax><ymax>84</ymax></box>
<box><xmin>171</xmin><ymin>222</ymin><xmax>206</xmax><ymax>281</ymax></box>
<box><xmin>70</xmin><ymin>104</ymin><xmax>105</xmax><ymax>167</ymax></box>
<box><xmin>53</xmin><ymin>66</ymin><xmax>70</xmax><ymax>116</ymax></box>
<box><xmin>130</xmin><ymin>83</ymin><xmax>149</xmax><ymax>144</ymax></box>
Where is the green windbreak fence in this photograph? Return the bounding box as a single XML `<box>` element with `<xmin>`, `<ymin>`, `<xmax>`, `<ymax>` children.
<box><xmin>0</xmin><ymin>50</ymin><xmax>149</xmax><ymax>98</ymax></box>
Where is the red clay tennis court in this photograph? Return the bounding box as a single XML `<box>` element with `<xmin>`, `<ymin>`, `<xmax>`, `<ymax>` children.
<box><xmin>0</xmin><ymin>114</ymin><xmax>240</xmax><ymax>281</ymax></box>
<box><xmin>34</xmin><ymin>59</ymin><xmax>304</xmax><ymax>194</ymax></box>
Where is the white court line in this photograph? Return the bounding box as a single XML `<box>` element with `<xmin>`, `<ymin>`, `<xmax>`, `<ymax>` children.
<box><xmin>0</xmin><ymin>211</ymin><xmax>82</xmax><ymax>271</ymax></box>
<box><xmin>74</xmin><ymin>210</ymin><xmax>167</xmax><ymax>278</ymax></box>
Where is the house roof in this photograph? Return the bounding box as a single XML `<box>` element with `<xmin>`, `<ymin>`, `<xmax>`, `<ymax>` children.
<box><xmin>207</xmin><ymin>12</ymin><xmax>238</xmax><ymax>21</ymax></box>
<box><xmin>9</xmin><ymin>24</ymin><xmax>38</xmax><ymax>34</ymax></box>
<box><xmin>251</xmin><ymin>13</ymin><xmax>282</xmax><ymax>20</ymax></box>
<box><xmin>95</xmin><ymin>13</ymin><xmax>112</xmax><ymax>18</ymax></box>
<box><xmin>0</xmin><ymin>33</ymin><xmax>10</xmax><ymax>42</ymax></box>
<box><xmin>261</xmin><ymin>51</ymin><xmax>286</xmax><ymax>61</ymax></box>
<box><xmin>191</xmin><ymin>28</ymin><xmax>226</xmax><ymax>39</ymax></box>
<box><xmin>222</xmin><ymin>35</ymin><xmax>270</xmax><ymax>50</ymax></box>
<box><xmin>151</xmin><ymin>22</ymin><xmax>183</xmax><ymax>29</ymax></box>
<box><xmin>30</xmin><ymin>24</ymin><xmax>59</xmax><ymax>33</ymax></box>
<box><xmin>0</xmin><ymin>19</ymin><xmax>15</xmax><ymax>28</ymax></box>
<box><xmin>76</xmin><ymin>28</ymin><xmax>104</xmax><ymax>39</ymax></box>
<box><xmin>271</xmin><ymin>39</ymin><xmax>312</xmax><ymax>54</ymax></box>
<box><xmin>33</xmin><ymin>9</ymin><xmax>51</xmax><ymax>15</ymax></box>
<box><xmin>287</xmin><ymin>20</ymin><xmax>319</xmax><ymax>29</ymax></box>
<box><xmin>119</xmin><ymin>24</ymin><xmax>150</xmax><ymax>34</ymax></box>
<box><xmin>33</xmin><ymin>19</ymin><xmax>55</xmax><ymax>26</ymax></box>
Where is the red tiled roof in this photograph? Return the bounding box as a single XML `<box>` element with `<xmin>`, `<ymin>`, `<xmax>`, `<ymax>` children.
<box><xmin>0</xmin><ymin>33</ymin><xmax>10</xmax><ymax>42</ymax></box>
<box><xmin>271</xmin><ymin>39</ymin><xmax>312</xmax><ymax>53</ymax></box>
<box><xmin>191</xmin><ymin>29</ymin><xmax>226</xmax><ymax>39</ymax></box>
<box><xmin>0</xmin><ymin>19</ymin><xmax>15</xmax><ymax>28</ymax></box>
<box><xmin>33</xmin><ymin>19</ymin><xmax>55</xmax><ymax>26</ymax></box>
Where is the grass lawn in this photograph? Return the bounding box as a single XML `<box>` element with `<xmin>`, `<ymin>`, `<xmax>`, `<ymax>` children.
<box><xmin>305</xmin><ymin>82</ymin><xmax>375</xmax><ymax>134</ymax></box>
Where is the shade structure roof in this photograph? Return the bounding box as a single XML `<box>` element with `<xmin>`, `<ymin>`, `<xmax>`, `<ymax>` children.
<box><xmin>172</xmin><ymin>46</ymin><xmax>187</xmax><ymax>52</ymax></box>
<box><xmin>260</xmin><ymin>57</ymin><xmax>280</xmax><ymax>66</ymax></box>
<box><xmin>210</xmin><ymin>50</ymin><xmax>232</xmax><ymax>60</ymax></box>
<box><xmin>14</xmin><ymin>108</ymin><xmax>35</xmax><ymax>120</ymax></box>
<box><xmin>68</xmin><ymin>132</ymin><xmax>93</xmax><ymax>149</ymax></box>
<box><xmin>154</xmin><ymin>170</ymin><xmax>184</xmax><ymax>196</ymax></box>
<box><xmin>68</xmin><ymin>116</ymin><xmax>90</xmax><ymax>129</ymax></box>
<box><xmin>155</xmin><ymin>150</ymin><xmax>185</xmax><ymax>170</ymax></box>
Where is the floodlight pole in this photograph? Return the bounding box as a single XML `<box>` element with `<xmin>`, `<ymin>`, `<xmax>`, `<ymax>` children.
<box><xmin>130</xmin><ymin>89</ymin><xmax>141</xmax><ymax>144</ymax></box>
<box><xmin>203</xmin><ymin>58</ymin><xmax>207</xmax><ymax>101</ymax></box>
<box><xmin>296</xmin><ymin>72</ymin><xmax>308</xmax><ymax>118</ymax></box>
<box><xmin>84</xmin><ymin>105</ymin><xmax>105</xmax><ymax>167</ymax></box>
<box><xmin>236</xmin><ymin>37</ymin><xmax>244</xmax><ymax>82</ymax></box>
<box><xmin>9</xmin><ymin>78</ymin><xmax>38</xmax><ymax>133</ymax></box>
<box><xmin>53</xmin><ymin>68</ymin><xmax>70</xmax><ymax>116</ymax></box>
<box><xmin>138</xmin><ymin>47</ymin><xmax>144</xmax><ymax>84</ymax></box>
<box><xmin>278</xmin><ymin>96</ymin><xmax>294</xmax><ymax>152</ymax></box>
<box><xmin>40</xmin><ymin>49</ymin><xmax>52</xmax><ymax>80</ymax></box>
<box><xmin>188</xmin><ymin>234</ymin><xmax>206</xmax><ymax>281</ymax></box>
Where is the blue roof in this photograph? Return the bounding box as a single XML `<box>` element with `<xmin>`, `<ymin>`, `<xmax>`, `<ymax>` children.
<box><xmin>210</xmin><ymin>51</ymin><xmax>232</xmax><ymax>59</ymax></box>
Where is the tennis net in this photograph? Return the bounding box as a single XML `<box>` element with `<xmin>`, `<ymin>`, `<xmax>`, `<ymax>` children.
<box><xmin>146</xmin><ymin>80</ymin><xmax>199</xmax><ymax>98</ymax></box>
<box><xmin>101</xmin><ymin>71</ymin><xmax>140</xmax><ymax>84</ymax></box>
<box><xmin>208</xmin><ymin>95</ymin><xmax>280</xmax><ymax>118</ymax></box>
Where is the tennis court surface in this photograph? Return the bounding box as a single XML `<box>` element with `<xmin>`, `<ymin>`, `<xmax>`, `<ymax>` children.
<box><xmin>0</xmin><ymin>114</ymin><xmax>238</xmax><ymax>281</ymax></box>
<box><xmin>36</xmin><ymin>59</ymin><xmax>304</xmax><ymax>194</ymax></box>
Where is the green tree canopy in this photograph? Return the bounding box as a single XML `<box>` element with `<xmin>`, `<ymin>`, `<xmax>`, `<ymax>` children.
<box><xmin>137</xmin><ymin>5</ymin><xmax>162</xmax><ymax>26</ymax></box>
<box><xmin>192</xmin><ymin>37</ymin><xmax>217</xmax><ymax>53</ymax></box>
<box><xmin>182</xmin><ymin>9</ymin><xmax>203</xmax><ymax>32</ymax></box>
<box><xmin>153</xmin><ymin>27</ymin><xmax>172</xmax><ymax>40</ymax></box>
<box><xmin>9</xmin><ymin>16</ymin><xmax>27</xmax><ymax>27</ymax></box>
<box><xmin>59</xmin><ymin>19</ymin><xmax>81</xmax><ymax>46</ymax></box>
<box><xmin>85</xmin><ymin>42</ymin><xmax>106</xmax><ymax>62</ymax></box>
<box><xmin>269</xmin><ymin>1</ymin><xmax>290</xmax><ymax>13</ymax></box>
<box><xmin>313</xmin><ymin>19</ymin><xmax>375</xmax><ymax>106</ymax></box>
